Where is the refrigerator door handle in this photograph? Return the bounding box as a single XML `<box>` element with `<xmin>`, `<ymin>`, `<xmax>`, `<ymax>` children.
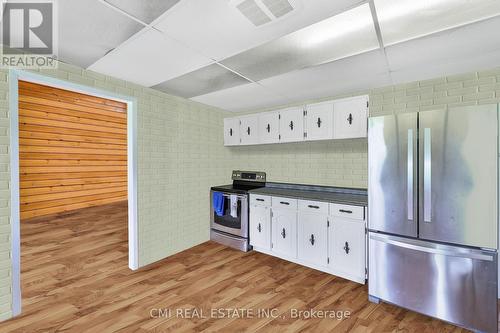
<box><xmin>407</xmin><ymin>129</ymin><xmax>413</xmax><ymax>221</ymax></box>
<box><xmin>369</xmin><ymin>234</ymin><xmax>495</xmax><ymax>261</ymax></box>
<box><xmin>423</xmin><ymin>128</ymin><xmax>432</xmax><ymax>223</ymax></box>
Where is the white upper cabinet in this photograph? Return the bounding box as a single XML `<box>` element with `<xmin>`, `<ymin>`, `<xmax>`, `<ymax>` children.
<box><xmin>333</xmin><ymin>95</ymin><xmax>369</xmax><ymax>139</ymax></box>
<box><xmin>239</xmin><ymin>115</ymin><xmax>259</xmax><ymax>145</ymax></box>
<box><xmin>279</xmin><ymin>107</ymin><xmax>304</xmax><ymax>143</ymax></box>
<box><xmin>258</xmin><ymin>112</ymin><xmax>280</xmax><ymax>144</ymax></box>
<box><xmin>305</xmin><ymin>101</ymin><xmax>334</xmax><ymax>141</ymax></box>
<box><xmin>222</xmin><ymin>95</ymin><xmax>368</xmax><ymax>146</ymax></box>
<box><xmin>223</xmin><ymin>117</ymin><xmax>240</xmax><ymax>146</ymax></box>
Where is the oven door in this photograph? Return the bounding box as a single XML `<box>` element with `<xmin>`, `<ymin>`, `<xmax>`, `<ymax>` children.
<box><xmin>210</xmin><ymin>190</ymin><xmax>248</xmax><ymax>238</ymax></box>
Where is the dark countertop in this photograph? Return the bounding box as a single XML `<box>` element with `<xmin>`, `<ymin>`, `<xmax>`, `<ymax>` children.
<box><xmin>248</xmin><ymin>182</ymin><xmax>367</xmax><ymax>206</ymax></box>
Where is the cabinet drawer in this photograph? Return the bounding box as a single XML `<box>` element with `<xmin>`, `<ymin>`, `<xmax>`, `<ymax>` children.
<box><xmin>250</xmin><ymin>194</ymin><xmax>271</xmax><ymax>206</ymax></box>
<box><xmin>272</xmin><ymin>197</ymin><xmax>298</xmax><ymax>210</ymax></box>
<box><xmin>298</xmin><ymin>200</ymin><xmax>328</xmax><ymax>215</ymax></box>
<box><xmin>330</xmin><ymin>204</ymin><xmax>364</xmax><ymax>220</ymax></box>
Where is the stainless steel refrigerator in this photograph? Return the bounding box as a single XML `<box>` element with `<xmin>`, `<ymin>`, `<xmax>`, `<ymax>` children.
<box><xmin>368</xmin><ymin>105</ymin><xmax>498</xmax><ymax>333</ymax></box>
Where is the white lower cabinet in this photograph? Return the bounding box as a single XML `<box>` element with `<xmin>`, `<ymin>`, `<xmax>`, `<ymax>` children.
<box><xmin>249</xmin><ymin>205</ymin><xmax>271</xmax><ymax>250</ymax></box>
<box><xmin>297</xmin><ymin>211</ymin><xmax>328</xmax><ymax>267</ymax></box>
<box><xmin>248</xmin><ymin>194</ymin><xmax>366</xmax><ymax>284</ymax></box>
<box><xmin>329</xmin><ymin>217</ymin><xmax>365</xmax><ymax>281</ymax></box>
<box><xmin>271</xmin><ymin>207</ymin><xmax>297</xmax><ymax>259</ymax></box>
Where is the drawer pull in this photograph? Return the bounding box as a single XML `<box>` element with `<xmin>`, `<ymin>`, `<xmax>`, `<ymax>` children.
<box><xmin>229</xmin><ymin>128</ymin><xmax>233</xmax><ymax>136</ymax></box>
<box><xmin>339</xmin><ymin>209</ymin><xmax>353</xmax><ymax>214</ymax></box>
<box><xmin>280</xmin><ymin>201</ymin><xmax>290</xmax><ymax>205</ymax></box>
<box><xmin>257</xmin><ymin>223</ymin><xmax>262</xmax><ymax>233</ymax></box>
<box><xmin>309</xmin><ymin>234</ymin><xmax>315</xmax><ymax>246</ymax></box>
<box><xmin>256</xmin><ymin>198</ymin><xmax>265</xmax><ymax>202</ymax></box>
<box><xmin>308</xmin><ymin>205</ymin><xmax>320</xmax><ymax>209</ymax></box>
<box><xmin>281</xmin><ymin>228</ymin><xmax>286</xmax><ymax>238</ymax></box>
<box><xmin>343</xmin><ymin>241</ymin><xmax>350</xmax><ymax>254</ymax></box>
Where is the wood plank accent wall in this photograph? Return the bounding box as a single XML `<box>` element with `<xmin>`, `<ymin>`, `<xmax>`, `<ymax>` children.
<box><xmin>18</xmin><ymin>81</ymin><xmax>128</xmax><ymax>220</ymax></box>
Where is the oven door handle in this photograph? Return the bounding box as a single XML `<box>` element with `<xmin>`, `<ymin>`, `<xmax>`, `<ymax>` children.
<box><xmin>220</xmin><ymin>194</ymin><xmax>247</xmax><ymax>200</ymax></box>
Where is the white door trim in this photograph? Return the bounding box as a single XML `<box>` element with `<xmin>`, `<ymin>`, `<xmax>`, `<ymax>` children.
<box><xmin>8</xmin><ymin>69</ymin><xmax>139</xmax><ymax>317</ymax></box>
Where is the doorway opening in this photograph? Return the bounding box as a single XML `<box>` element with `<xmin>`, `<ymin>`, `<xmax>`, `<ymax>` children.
<box><xmin>9</xmin><ymin>70</ymin><xmax>138</xmax><ymax>317</ymax></box>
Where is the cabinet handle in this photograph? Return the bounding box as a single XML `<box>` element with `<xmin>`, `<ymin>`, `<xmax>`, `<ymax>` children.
<box><xmin>343</xmin><ymin>241</ymin><xmax>350</xmax><ymax>254</ymax></box>
<box><xmin>229</xmin><ymin>128</ymin><xmax>233</xmax><ymax>136</ymax></box>
<box><xmin>266</xmin><ymin>124</ymin><xmax>270</xmax><ymax>133</ymax></box>
<box><xmin>280</xmin><ymin>201</ymin><xmax>290</xmax><ymax>205</ymax></box>
<box><xmin>247</xmin><ymin>127</ymin><xmax>251</xmax><ymax>135</ymax></box>
<box><xmin>308</xmin><ymin>205</ymin><xmax>320</xmax><ymax>209</ymax></box>
<box><xmin>309</xmin><ymin>234</ymin><xmax>315</xmax><ymax>246</ymax></box>
<box><xmin>339</xmin><ymin>209</ymin><xmax>353</xmax><ymax>214</ymax></box>
<box><xmin>316</xmin><ymin>117</ymin><xmax>322</xmax><ymax>128</ymax></box>
<box><xmin>289</xmin><ymin>121</ymin><xmax>294</xmax><ymax>130</ymax></box>
<box><xmin>257</xmin><ymin>223</ymin><xmax>262</xmax><ymax>233</ymax></box>
<box><xmin>347</xmin><ymin>113</ymin><xmax>353</xmax><ymax>125</ymax></box>
<box><xmin>256</xmin><ymin>198</ymin><xmax>264</xmax><ymax>202</ymax></box>
<box><xmin>281</xmin><ymin>228</ymin><xmax>286</xmax><ymax>238</ymax></box>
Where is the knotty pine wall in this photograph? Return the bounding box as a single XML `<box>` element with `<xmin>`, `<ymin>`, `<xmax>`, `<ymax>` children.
<box><xmin>18</xmin><ymin>81</ymin><xmax>128</xmax><ymax>220</ymax></box>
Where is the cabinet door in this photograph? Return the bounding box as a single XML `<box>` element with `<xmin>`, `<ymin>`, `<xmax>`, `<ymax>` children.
<box><xmin>297</xmin><ymin>212</ymin><xmax>328</xmax><ymax>267</ymax></box>
<box><xmin>279</xmin><ymin>107</ymin><xmax>304</xmax><ymax>143</ymax></box>
<box><xmin>223</xmin><ymin>118</ymin><xmax>240</xmax><ymax>146</ymax></box>
<box><xmin>306</xmin><ymin>101</ymin><xmax>334</xmax><ymax>141</ymax></box>
<box><xmin>329</xmin><ymin>217</ymin><xmax>365</xmax><ymax>279</ymax></box>
<box><xmin>333</xmin><ymin>96</ymin><xmax>368</xmax><ymax>139</ymax></box>
<box><xmin>258</xmin><ymin>112</ymin><xmax>280</xmax><ymax>144</ymax></box>
<box><xmin>240</xmin><ymin>115</ymin><xmax>259</xmax><ymax>145</ymax></box>
<box><xmin>271</xmin><ymin>208</ymin><xmax>297</xmax><ymax>258</ymax></box>
<box><xmin>250</xmin><ymin>205</ymin><xmax>271</xmax><ymax>250</ymax></box>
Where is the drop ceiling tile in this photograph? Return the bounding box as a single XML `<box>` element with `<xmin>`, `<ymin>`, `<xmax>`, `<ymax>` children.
<box><xmin>220</xmin><ymin>4</ymin><xmax>379</xmax><ymax>81</ymax></box>
<box><xmin>154</xmin><ymin>0</ymin><xmax>371</xmax><ymax>61</ymax></box>
<box><xmin>88</xmin><ymin>29</ymin><xmax>212</xmax><ymax>87</ymax></box>
<box><xmin>375</xmin><ymin>0</ymin><xmax>500</xmax><ymax>46</ymax></box>
<box><xmin>258</xmin><ymin>49</ymin><xmax>392</xmax><ymax>103</ymax></box>
<box><xmin>153</xmin><ymin>63</ymin><xmax>251</xmax><ymax>98</ymax></box>
<box><xmin>191</xmin><ymin>82</ymin><xmax>290</xmax><ymax>112</ymax></box>
<box><xmin>104</xmin><ymin>0</ymin><xmax>181</xmax><ymax>24</ymax></box>
<box><xmin>385</xmin><ymin>15</ymin><xmax>500</xmax><ymax>83</ymax></box>
<box><xmin>58</xmin><ymin>0</ymin><xmax>143</xmax><ymax>68</ymax></box>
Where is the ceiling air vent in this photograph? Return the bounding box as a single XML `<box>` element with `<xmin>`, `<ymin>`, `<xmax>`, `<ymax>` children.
<box><xmin>233</xmin><ymin>0</ymin><xmax>297</xmax><ymax>27</ymax></box>
<box><xmin>236</xmin><ymin>0</ymin><xmax>272</xmax><ymax>26</ymax></box>
<box><xmin>261</xmin><ymin>0</ymin><xmax>294</xmax><ymax>18</ymax></box>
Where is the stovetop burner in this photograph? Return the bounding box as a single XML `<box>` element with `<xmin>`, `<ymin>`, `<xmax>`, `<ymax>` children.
<box><xmin>211</xmin><ymin>171</ymin><xmax>266</xmax><ymax>194</ymax></box>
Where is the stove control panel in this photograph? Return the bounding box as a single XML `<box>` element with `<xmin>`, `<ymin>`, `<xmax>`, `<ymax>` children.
<box><xmin>232</xmin><ymin>170</ymin><xmax>266</xmax><ymax>182</ymax></box>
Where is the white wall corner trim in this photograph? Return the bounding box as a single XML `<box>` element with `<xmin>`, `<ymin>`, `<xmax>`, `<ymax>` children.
<box><xmin>8</xmin><ymin>69</ymin><xmax>139</xmax><ymax>318</ymax></box>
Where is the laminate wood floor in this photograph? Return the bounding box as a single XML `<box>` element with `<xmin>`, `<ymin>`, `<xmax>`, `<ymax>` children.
<box><xmin>1</xmin><ymin>201</ymin><xmax>492</xmax><ymax>332</ymax></box>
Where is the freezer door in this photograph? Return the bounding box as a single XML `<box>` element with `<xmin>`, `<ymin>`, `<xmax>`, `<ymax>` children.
<box><xmin>368</xmin><ymin>113</ymin><xmax>417</xmax><ymax>237</ymax></box>
<box><xmin>419</xmin><ymin>106</ymin><xmax>498</xmax><ymax>249</ymax></box>
<box><xmin>369</xmin><ymin>233</ymin><xmax>498</xmax><ymax>333</ymax></box>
